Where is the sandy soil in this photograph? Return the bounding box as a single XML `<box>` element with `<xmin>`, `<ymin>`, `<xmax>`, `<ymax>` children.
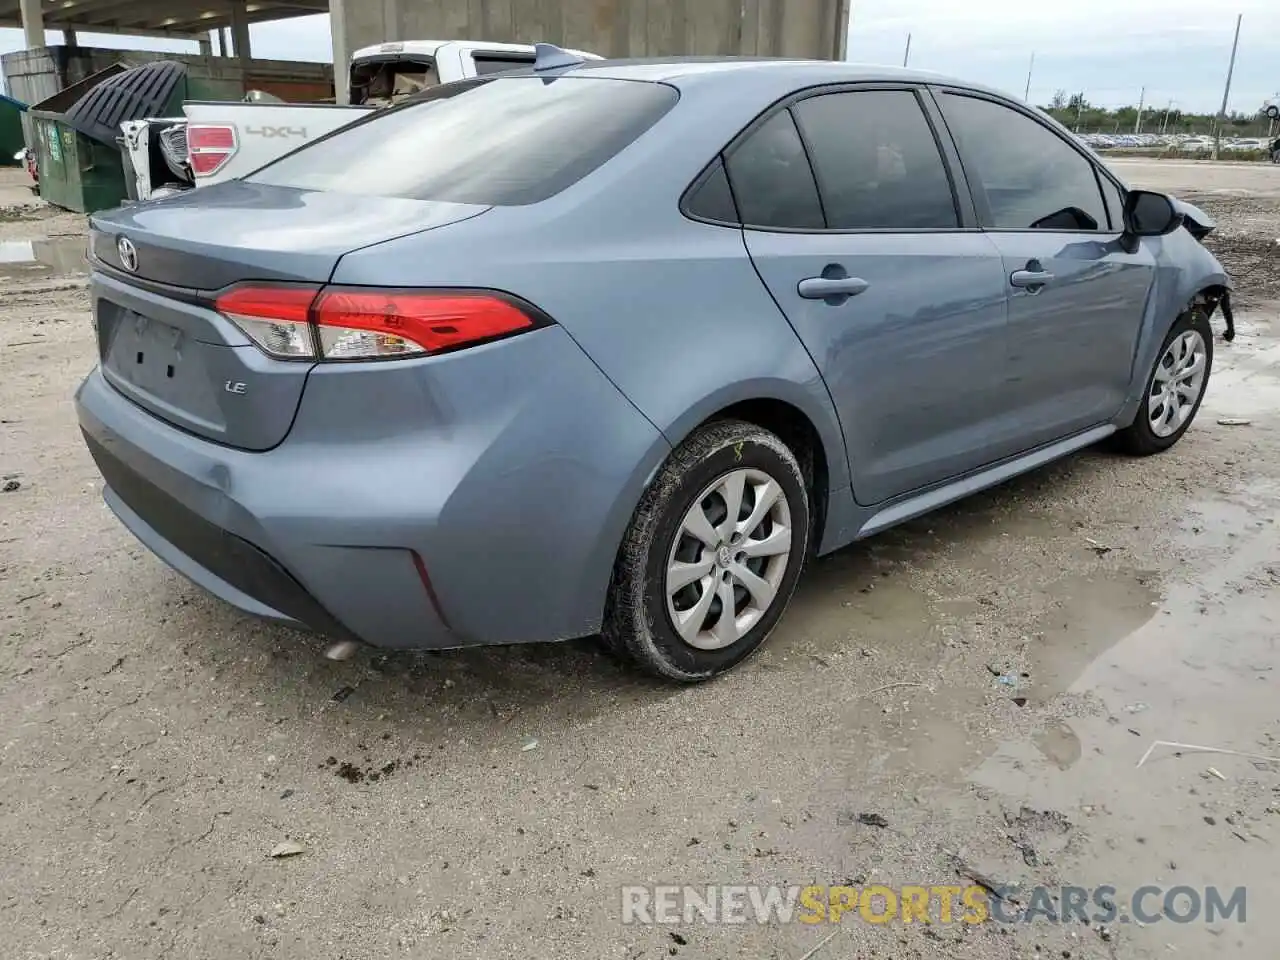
<box><xmin>1</xmin><ymin>162</ymin><xmax>1278</xmax><ymax>960</ymax></box>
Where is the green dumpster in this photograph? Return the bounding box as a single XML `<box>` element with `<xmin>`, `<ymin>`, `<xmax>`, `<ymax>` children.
<box><xmin>30</xmin><ymin>60</ymin><xmax>190</xmax><ymax>213</ymax></box>
<box><xmin>28</xmin><ymin>110</ymin><xmax>128</xmax><ymax>213</ymax></box>
<box><xmin>0</xmin><ymin>94</ymin><xmax>26</xmax><ymax>162</ymax></box>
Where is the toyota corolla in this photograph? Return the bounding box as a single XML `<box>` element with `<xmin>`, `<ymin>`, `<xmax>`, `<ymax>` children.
<box><xmin>76</xmin><ymin>52</ymin><xmax>1230</xmax><ymax>682</ymax></box>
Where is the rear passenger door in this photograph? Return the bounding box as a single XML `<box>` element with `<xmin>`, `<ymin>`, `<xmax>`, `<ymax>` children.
<box><xmin>729</xmin><ymin>88</ymin><xmax>1012</xmax><ymax>506</ymax></box>
<box><xmin>934</xmin><ymin>91</ymin><xmax>1156</xmax><ymax>447</ymax></box>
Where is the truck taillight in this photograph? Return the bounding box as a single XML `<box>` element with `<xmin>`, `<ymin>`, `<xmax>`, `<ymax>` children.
<box><xmin>187</xmin><ymin>124</ymin><xmax>238</xmax><ymax>177</ymax></box>
<box><xmin>213</xmin><ymin>285</ymin><xmax>545</xmax><ymax>361</ymax></box>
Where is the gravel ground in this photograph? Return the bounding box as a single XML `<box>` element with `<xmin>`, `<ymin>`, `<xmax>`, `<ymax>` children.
<box><xmin>1</xmin><ymin>161</ymin><xmax>1278</xmax><ymax>960</ymax></box>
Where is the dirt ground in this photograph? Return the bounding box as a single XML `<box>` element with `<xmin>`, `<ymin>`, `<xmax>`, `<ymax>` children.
<box><xmin>1</xmin><ymin>160</ymin><xmax>1278</xmax><ymax>960</ymax></box>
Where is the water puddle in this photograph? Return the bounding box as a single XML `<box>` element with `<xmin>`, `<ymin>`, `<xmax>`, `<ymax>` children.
<box><xmin>0</xmin><ymin>238</ymin><xmax>87</xmax><ymax>278</ymax></box>
<box><xmin>968</xmin><ymin>483</ymin><xmax>1280</xmax><ymax>956</ymax></box>
<box><xmin>1202</xmin><ymin>310</ymin><xmax>1280</xmax><ymax>420</ymax></box>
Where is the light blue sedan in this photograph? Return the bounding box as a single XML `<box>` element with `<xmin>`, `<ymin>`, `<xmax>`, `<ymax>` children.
<box><xmin>77</xmin><ymin>49</ymin><xmax>1231</xmax><ymax>681</ymax></box>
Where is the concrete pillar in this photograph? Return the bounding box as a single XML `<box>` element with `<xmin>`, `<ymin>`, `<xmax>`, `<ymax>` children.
<box><xmin>329</xmin><ymin>0</ymin><xmax>350</xmax><ymax>104</ymax></box>
<box><xmin>199</xmin><ymin>36</ymin><xmax>213</xmax><ymax>56</ymax></box>
<box><xmin>832</xmin><ymin>0</ymin><xmax>850</xmax><ymax>59</ymax></box>
<box><xmin>230</xmin><ymin>1</ymin><xmax>252</xmax><ymax>64</ymax></box>
<box><xmin>64</xmin><ymin>28</ymin><xmax>78</xmax><ymax>49</ymax></box>
<box><xmin>219</xmin><ymin>28</ymin><xmax>229</xmax><ymax>57</ymax></box>
<box><xmin>19</xmin><ymin>0</ymin><xmax>44</xmax><ymax>50</ymax></box>
<box><xmin>337</xmin><ymin>0</ymin><xmax>850</xmax><ymax>66</ymax></box>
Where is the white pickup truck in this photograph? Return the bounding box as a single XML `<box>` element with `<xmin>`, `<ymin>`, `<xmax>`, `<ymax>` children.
<box><xmin>123</xmin><ymin>39</ymin><xmax>599</xmax><ymax>202</ymax></box>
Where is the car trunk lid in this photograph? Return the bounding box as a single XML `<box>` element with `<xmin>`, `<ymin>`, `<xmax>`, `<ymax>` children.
<box><xmin>89</xmin><ymin>180</ymin><xmax>489</xmax><ymax>450</ymax></box>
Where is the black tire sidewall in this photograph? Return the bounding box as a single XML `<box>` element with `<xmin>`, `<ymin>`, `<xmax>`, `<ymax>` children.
<box><xmin>629</xmin><ymin>427</ymin><xmax>809</xmax><ymax>680</ymax></box>
<box><xmin>1131</xmin><ymin>310</ymin><xmax>1214</xmax><ymax>451</ymax></box>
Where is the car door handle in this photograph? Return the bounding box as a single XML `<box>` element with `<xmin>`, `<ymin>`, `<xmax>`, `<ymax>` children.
<box><xmin>1010</xmin><ymin>269</ymin><xmax>1054</xmax><ymax>289</ymax></box>
<box><xmin>797</xmin><ymin>276</ymin><xmax>870</xmax><ymax>301</ymax></box>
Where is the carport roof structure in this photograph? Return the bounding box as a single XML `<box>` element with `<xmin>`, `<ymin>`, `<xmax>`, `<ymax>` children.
<box><xmin>0</xmin><ymin>0</ymin><xmax>329</xmax><ymax>41</ymax></box>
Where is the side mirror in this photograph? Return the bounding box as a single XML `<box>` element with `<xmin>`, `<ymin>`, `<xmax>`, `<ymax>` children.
<box><xmin>1124</xmin><ymin>189</ymin><xmax>1183</xmax><ymax>237</ymax></box>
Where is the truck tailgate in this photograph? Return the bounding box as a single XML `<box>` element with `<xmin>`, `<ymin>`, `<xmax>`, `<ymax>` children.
<box><xmin>184</xmin><ymin>101</ymin><xmax>375</xmax><ymax>183</ymax></box>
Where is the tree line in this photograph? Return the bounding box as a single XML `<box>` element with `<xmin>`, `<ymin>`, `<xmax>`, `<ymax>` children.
<box><xmin>1040</xmin><ymin>90</ymin><xmax>1277</xmax><ymax>138</ymax></box>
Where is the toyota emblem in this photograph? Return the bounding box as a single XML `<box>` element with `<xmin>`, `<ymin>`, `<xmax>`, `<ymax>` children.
<box><xmin>117</xmin><ymin>236</ymin><xmax>139</xmax><ymax>273</ymax></box>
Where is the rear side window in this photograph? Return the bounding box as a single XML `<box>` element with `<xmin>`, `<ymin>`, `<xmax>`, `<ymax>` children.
<box><xmin>471</xmin><ymin>54</ymin><xmax>534</xmax><ymax>75</ymax></box>
<box><xmin>940</xmin><ymin>93</ymin><xmax>1108</xmax><ymax>231</ymax></box>
<box><xmin>250</xmin><ymin>77</ymin><xmax>678</xmax><ymax>206</ymax></box>
<box><xmin>793</xmin><ymin>90</ymin><xmax>958</xmax><ymax>229</ymax></box>
<box><xmin>724</xmin><ymin>109</ymin><xmax>824</xmax><ymax>230</ymax></box>
<box><xmin>685</xmin><ymin>158</ymin><xmax>738</xmax><ymax>223</ymax></box>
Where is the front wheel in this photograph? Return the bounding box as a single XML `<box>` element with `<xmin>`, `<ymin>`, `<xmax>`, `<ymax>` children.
<box><xmin>603</xmin><ymin>419</ymin><xmax>810</xmax><ymax>682</ymax></box>
<box><xmin>1114</xmin><ymin>309</ymin><xmax>1213</xmax><ymax>456</ymax></box>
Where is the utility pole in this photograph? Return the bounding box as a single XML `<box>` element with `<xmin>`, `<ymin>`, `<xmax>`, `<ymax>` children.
<box><xmin>1213</xmin><ymin>13</ymin><xmax>1243</xmax><ymax>160</ymax></box>
<box><xmin>902</xmin><ymin>33</ymin><xmax>911</xmax><ymax>67</ymax></box>
<box><xmin>1024</xmin><ymin>52</ymin><xmax>1035</xmax><ymax>102</ymax></box>
<box><xmin>1134</xmin><ymin>86</ymin><xmax>1145</xmax><ymax>133</ymax></box>
<box><xmin>1161</xmin><ymin>99</ymin><xmax>1174</xmax><ymax>134</ymax></box>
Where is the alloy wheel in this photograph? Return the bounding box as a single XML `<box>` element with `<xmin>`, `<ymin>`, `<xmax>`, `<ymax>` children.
<box><xmin>664</xmin><ymin>468</ymin><xmax>793</xmax><ymax>650</ymax></box>
<box><xmin>1148</xmin><ymin>329</ymin><xmax>1208</xmax><ymax>438</ymax></box>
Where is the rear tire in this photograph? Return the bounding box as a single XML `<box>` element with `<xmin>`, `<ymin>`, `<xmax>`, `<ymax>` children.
<box><xmin>602</xmin><ymin>419</ymin><xmax>810</xmax><ymax>682</ymax></box>
<box><xmin>1114</xmin><ymin>308</ymin><xmax>1213</xmax><ymax>456</ymax></box>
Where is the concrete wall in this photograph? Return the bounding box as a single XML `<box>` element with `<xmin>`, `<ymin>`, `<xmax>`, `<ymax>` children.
<box><xmin>2</xmin><ymin>45</ymin><xmax>336</xmax><ymax>146</ymax></box>
<box><xmin>0</xmin><ymin>46</ymin><xmax>334</xmax><ymax>109</ymax></box>
<box><xmin>337</xmin><ymin>0</ymin><xmax>849</xmax><ymax>63</ymax></box>
<box><xmin>2</xmin><ymin>48</ymin><xmax>62</xmax><ymax>108</ymax></box>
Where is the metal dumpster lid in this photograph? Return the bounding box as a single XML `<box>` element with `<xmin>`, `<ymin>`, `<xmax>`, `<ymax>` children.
<box><xmin>62</xmin><ymin>60</ymin><xmax>188</xmax><ymax>146</ymax></box>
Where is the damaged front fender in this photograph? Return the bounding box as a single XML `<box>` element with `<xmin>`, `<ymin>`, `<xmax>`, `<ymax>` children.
<box><xmin>1169</xmin><ymin>197</ymin><xmax>1234</xmax><ymax>342</ymax></box>
<box><xmin>1117</xmin><ymin>224</ymin><xmax>1233</xmax><ymax>427</ymax></box>
<box><xmin>1172</xmin><ymin>197</ymin><xmax>1218</xmax><ymax>243</ymax></box>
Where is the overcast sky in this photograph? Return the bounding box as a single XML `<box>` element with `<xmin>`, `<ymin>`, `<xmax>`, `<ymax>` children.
<box><xmin>2</xmin><ymin>0</ymin><xmax>1277</xmax><ymax>113</ymax></box>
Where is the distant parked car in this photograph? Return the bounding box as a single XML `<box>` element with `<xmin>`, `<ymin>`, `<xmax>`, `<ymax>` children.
<box><xmin>77</xmin><ymin>53</ymin><xmax>1231</xmax><ymax>681</ymax></box>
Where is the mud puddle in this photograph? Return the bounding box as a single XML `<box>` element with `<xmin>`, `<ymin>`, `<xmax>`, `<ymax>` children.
<box><xmin>969</xmin><ymin>483</ymin><xmax>1280</xmax><ymax>958</ymax></box>
<box><xmin>1202</xmin><ymin>309</ymin><xmax>1280</xmax><ymax>421</ymax></box>
<box><xmin>0</xmin><ymin>237</ymin><xmax>86</xmax><ymax>278</ymax></box>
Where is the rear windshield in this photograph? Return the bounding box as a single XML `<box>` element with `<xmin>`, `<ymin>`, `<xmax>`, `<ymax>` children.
<box><xmin>349</xmin><ymin>56</ymin><xmax>440</xmax><ymax>106</ymax></box>
<box><xmin>249</xmin><ymin>76</ymin><xmax>678</xmax><ymax>206</ymax></box>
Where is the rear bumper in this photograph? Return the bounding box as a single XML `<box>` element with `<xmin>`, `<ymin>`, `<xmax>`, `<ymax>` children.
<box><xmin>86</xmin><ymin>430</ymin><xmax>360</xmax><ymax>641</ymax></box>
<box><xmin>77</xmin><ymin>369</ymin><xmax>452</xmax><ymax>647</ymax></box>
<box><xmin>74</xmin><ymin>325</ymin><xmax>671</xmax><ymax>650</ymax></box>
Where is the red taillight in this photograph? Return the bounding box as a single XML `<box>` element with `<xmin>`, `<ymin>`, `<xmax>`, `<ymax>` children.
<box><xmin>313</xmin><ymin>290</ymin><xmax>536</xmax><ymax>359</ymax></box>
<box><xmin>215</xmin><ymin>284</ymin><xmax>320</xmax><ymax>359</ymax></box>
<box><xmin>187</xmin><ymin>124</ymin><xmax>238</xmax><ymax>177</ymax></box>
<box><xmin>213</xmin><ymin>285</ymin><xmax>542</xmax><ymax>361</ymax></box>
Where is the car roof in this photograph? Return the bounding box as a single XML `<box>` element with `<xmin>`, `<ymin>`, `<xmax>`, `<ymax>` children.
<box><xmin>562</xmin><ymin>56</ymin><xmax>1010</xmax><ymax>98</ymax></box>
